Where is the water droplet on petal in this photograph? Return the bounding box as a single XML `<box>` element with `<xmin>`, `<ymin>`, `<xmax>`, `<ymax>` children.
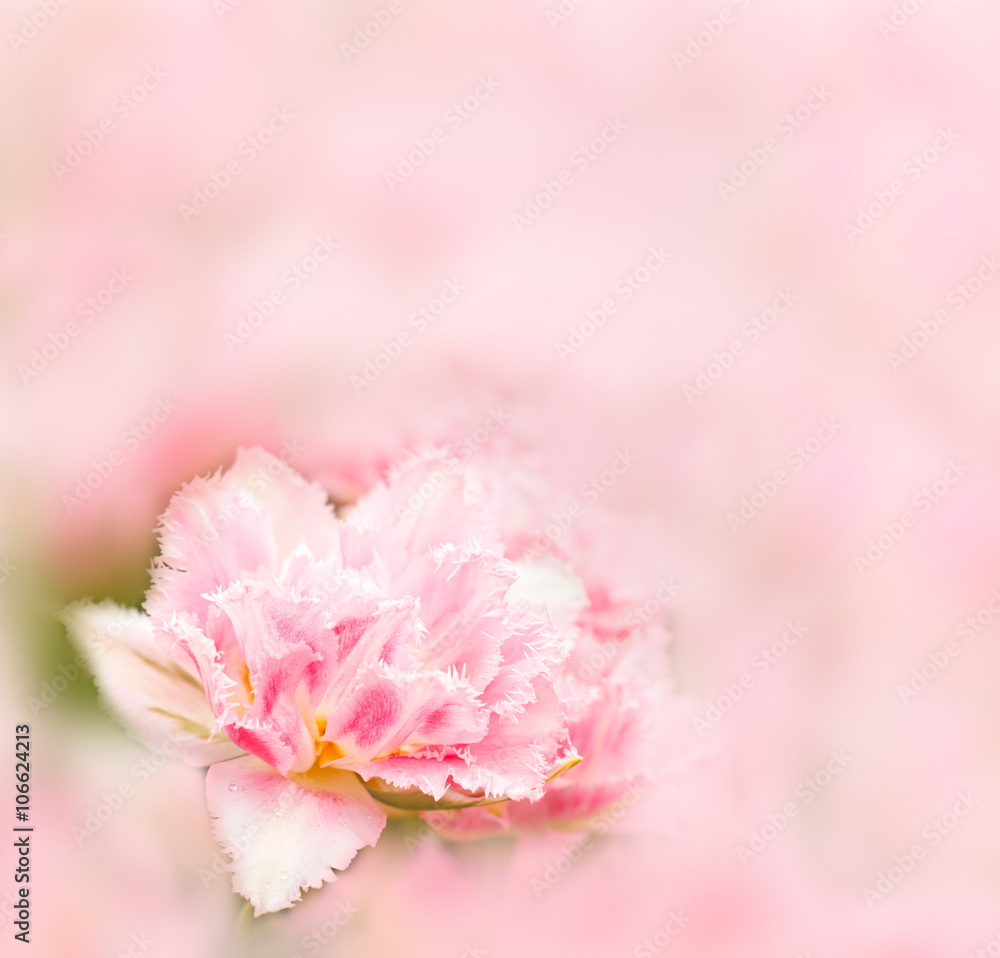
<box><xmin>241</xmin><ymin>821</ymin><xmax>250</xmax><ymax>829</ymax></box>
<box><xmin>280</xmin><ymin>871</ymin><xmax>288</xmax><ymax>880</ymax></box>
<box><xmin>228</xmin><ymin>782</ymin><xmax>238</xmax><ymax>792</ymax></box>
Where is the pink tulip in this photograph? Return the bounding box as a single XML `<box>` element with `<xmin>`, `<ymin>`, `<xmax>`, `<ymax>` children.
<box><xmin>415</xmin><ymin>453</ymin><xmax>689</xmax><ymax>840</ymax></box>
<box><xmin>63</xmin><ymin>445</ymin><xmax>615</xmax><ymax>914</ymax></box>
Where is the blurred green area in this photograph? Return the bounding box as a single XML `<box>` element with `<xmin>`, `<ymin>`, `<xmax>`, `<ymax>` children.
<box><xmin>11</xmin><ymin>531</ymin><xmax>161</xmax><ymax>722</ymax></box>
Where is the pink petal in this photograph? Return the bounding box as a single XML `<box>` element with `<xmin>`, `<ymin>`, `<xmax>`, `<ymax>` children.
<box><xmin>315</xmin><ymin>596</ymin><xmax>424</xmax><ymax>717</ymax></box>
<box><xmin>347</xmin><ymin>751</ymin><xmax>459</xmax><ymax>801</ymax></box>
<box><xmin>324</xmin><ymin>662</ymin><xmax>487</xmax><ymax>762</ymax></box>
<box><xmin>160</xmin><ymin>614</ymin><xmax>246</xmax><ymax>730</ymax></box>
<box><xmin>343</xmin><ymin>447</ymin><xmax>501</xmax><ymax>573</ymax></box>
<box><xmin>501</xmin><ymin>682</ymin><xmax>653</xmax><ymax>827</ymax></box>
<box><xmin>419</xmin><ymin>805</ymin><xmax>512</xmax><ymax>840</ymax></box>
<box><xmin>508</xmin><ymin>779</ymin><xmax>640</xmax><ymax>829</ymax></box>
<box><xmin>162</xmin><ymin>614</ymin><xmax>316</xmax><ymax>776</ymax></box>
<box><xmin>352</xmin><ymin>675</ymin><xmax>573</xmax><ymax>802</ymax></box>
<box><xmin>454</xmin><ymin>675</ymin><xmax>574</xmax><ymax>800</ymax></box>
<box><xmin>61</xmin><ymin>601</ymin><xmax>243</xmax><ymax>765</ymax></box>
<box><xmin>479</xmin><ymin>605</ymin><xmax>568</xmax><ymax>717</ymax></box>
<box><xmin>398</xmin><ymin>545</ymin><xmax>513</xmax><ymax>690</ymax></box>
<box><xmin>208</xmin><ymin>580</ymin><xmax>325</xmax><ymax>773</ymax></box>
<box><xmin>146</xmin><ymin>447</ymin><xmax>340</xmax><ymax>630</ymax></box>
<box><xmin>205</xmin><ymin>755</ymin><xmax>385</xmax><ymax>915</ymax></box>
<box><xmin>562</xmin><ymin>681</ymin><xmax>652</xmax><ymax>787</ymax></box>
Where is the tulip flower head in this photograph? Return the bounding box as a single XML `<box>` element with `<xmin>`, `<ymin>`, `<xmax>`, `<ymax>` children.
<box><xmin>64</xmin><ymin>445</ymin><xmax>673</xmax><ymax>914</ymax></box>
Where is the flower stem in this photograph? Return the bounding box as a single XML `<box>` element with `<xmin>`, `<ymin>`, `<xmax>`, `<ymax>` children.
<box><xmin>228</xmin><ymin>900</ymin><xmax>254</xmax><ymax>957</ymax></box>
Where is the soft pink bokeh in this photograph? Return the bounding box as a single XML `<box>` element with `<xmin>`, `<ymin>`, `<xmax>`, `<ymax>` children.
<box><xmin>3</xmin><ymin>0</ymin><xmax>1000</xmax><ymax>954</ymax></box>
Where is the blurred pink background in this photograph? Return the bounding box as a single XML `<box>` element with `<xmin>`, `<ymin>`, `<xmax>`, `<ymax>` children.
<box><xmin>3</xmin><ymin>0</ymin><xmax>1000</xmax><ymax>955</ymax></box>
